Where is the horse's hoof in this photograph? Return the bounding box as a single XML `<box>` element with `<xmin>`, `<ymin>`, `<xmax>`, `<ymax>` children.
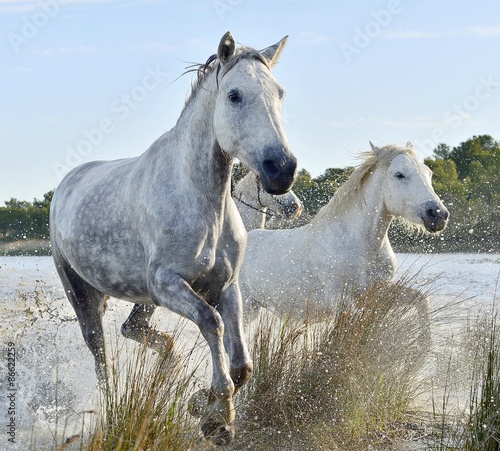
<box><xmin>148</xmin><ymin>331</ymin><xmax>176</xmax><ymax>353</ymax></box>
<box><xmin>188</xmin><ymin>389</ymin><xmax>209</xmax><ymax>417</ymax></box>
<box><xmin>201</xmin><ymin>421</ymin><xmax>235</xmax><ymax>446</ymax></box>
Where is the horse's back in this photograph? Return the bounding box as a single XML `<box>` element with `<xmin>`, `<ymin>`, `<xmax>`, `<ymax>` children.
<box><xmin>51</xmin><ymin>158</ymin><xmax>139</xmax><ymax>244</ymax></box>
<box><xmin>239</xmin><ymin>221</ymin><xmax>397</xmax><ymax>317</ymax></box>
<box><xmin>50</xmin><ymin>157</ymin><xmax>151</xmax><ymax>298</ymax></box>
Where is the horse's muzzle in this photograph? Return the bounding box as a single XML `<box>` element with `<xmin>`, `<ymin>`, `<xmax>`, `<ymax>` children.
<box><xmin>282</xmin><ymin>201</ymin><xmax>303</xmax><ymax>219</ymax></box>
<box><xmin>422</xmin><ymin>201</ymin><xmax>449</xmax><ymax>232</ymax></box>
<box><xmin>260</xmin><ymin>148</ymin><xmax>297</xmax><ymax>195</ymax></box>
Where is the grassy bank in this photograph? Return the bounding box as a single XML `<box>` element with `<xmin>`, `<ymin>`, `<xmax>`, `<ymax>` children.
<box><xmin>45</xmin><ymin>279</ymin><xmax>436</xmax><ymax>449</ymax></box>
<box><xmin>15</xmin><ymin>276</ymin><xmax>499</xmax><ymax>450</ymax></box>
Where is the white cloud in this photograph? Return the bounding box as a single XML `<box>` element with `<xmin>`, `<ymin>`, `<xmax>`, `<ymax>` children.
<box><xmin>58</xmin><ymin>45</ymin><xmax>99</xmax><ymax>54</ymax></box>
<box><xmin>378</xmin><ymin>116</ymin><xmax>443</xmax><ymax>129</ymax></box>
<box><xmin>298</xmin><ymin>31</ymin><xmax>331</xmax><ymax>45</ymax></box>
<box><xmin>465</xmin><ymin>26</ymin><xmax>500</xmax><ymax>37</ymax></box>
<box><xmin>382</xmin><ymin>30</ymin><xmax>440</xmax><ymax>40</ymax></box>
<box><xmin>328</xmin><ymin>116</ymin><xmax>449</xmax><ymax>130</ymax></box>
<box><xmin>126</xmin><ymin>41</ymin><xmax>177</xmax><ymax>53</ymax></box>
<box><xmin>10</xmin><ymin>66</ymin><xmax>34</xmax><ymax>72</ymax></box>
<box><xmin>382</xmin><ymin>25</ymin><xmax>500</xmax><ymax>41</ymax></box>
<box><xmin>0</xmin><ymin>0</ymin><xmax>123</xmax><ymax>14</ymax></box>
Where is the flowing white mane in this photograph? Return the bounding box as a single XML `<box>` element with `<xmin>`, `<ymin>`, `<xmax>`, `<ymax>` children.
<box><xmin>313</xmin><ymin>145</ymin><xmax>416</xmax><ymax>224</ymax></box>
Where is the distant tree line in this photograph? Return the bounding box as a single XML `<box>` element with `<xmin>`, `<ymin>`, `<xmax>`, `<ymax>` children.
<box><xmin>393</xmin><ymin>134</ymin><xmax>499</xmax><ymax>252</ymax></box>
<box><xmin>0</xmin><ymin>191</ymin><xmax>52</xmax><ymax>242</ymax></box>
<box><xmin>1</xmin><ymin>135</ymin><xmax>498</xmax><ymax>254</ymax></box>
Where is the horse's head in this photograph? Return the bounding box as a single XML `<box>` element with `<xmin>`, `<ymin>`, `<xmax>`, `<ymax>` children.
<box><xmin>261</xmin><ymin>182</ymin><xmax>304</xmax><ymax>219</ymax></box>
<box><xmin>213</xmin><ymin>32</ymin><xmax>297</xmax><ymax>195</ymax></box>
<box><xmin>371</xmin><ymin>142</ymin><xmax>449</xmax><ymax>233</ymax></box>
<box><xmin>247</xmin><ymin>173</ymin><xmax>303</xmax><ymax>219</ymax></box>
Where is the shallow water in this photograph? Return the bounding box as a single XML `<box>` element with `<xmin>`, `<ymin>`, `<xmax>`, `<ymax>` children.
<box><xmin>0</xmin><ymin>256</ymin><xmax>204</xmax><ymax>449</ymax></box>
<box><xmin>0</xmin><ymin>254</ymin><xmax>498</xmax><ymax>449</ymax></box>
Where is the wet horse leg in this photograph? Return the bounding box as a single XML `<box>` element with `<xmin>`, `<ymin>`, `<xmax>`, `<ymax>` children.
<box><xmin>53</xmin><ymin>252</ymin><xmax>108</xmax><ymax>387</ymax></box>
<box><xmin>147</xmin><ymin>266</ymin><xmax>240</xmax><ymax>444</ymax></box>
<box><xmin>121</xmin><ymin>304</ymin><xmax>175</xmax><ymax>354</ymax></box>
<box><xmin>189</xmin><ymin>283</ymin><xmax>253</xmax><ymax>435</ymax></box>
<box><xmin>216</xmin><ymin>283</ymin><xmax>253</xmax><ymax>393</ymax></box>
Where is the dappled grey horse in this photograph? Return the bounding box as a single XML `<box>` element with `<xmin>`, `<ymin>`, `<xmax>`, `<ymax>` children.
<box><xmin>120</xmin><ymin>171</ymin><xmax>303</xmax><ymax>374</ymax></box>
<box><xmin>50</xmin><ymin>32</ymin><xmax>296</xmax><ymax>444</ymax></box>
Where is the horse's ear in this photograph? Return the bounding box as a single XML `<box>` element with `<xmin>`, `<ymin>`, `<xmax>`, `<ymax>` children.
<box><xmin>369</xmin><ymin>141</ymin><xmax>381</xmax><ymax>153</ymax></box>
<box><xmin>218</xmin><ymin>31</ymin><xmax>236</xmax><ymax>64</ymax></box>
<box><xmin>260</xmin><ymin>36</ymin><xmax>288</xmax><ymax>67</ymax></box>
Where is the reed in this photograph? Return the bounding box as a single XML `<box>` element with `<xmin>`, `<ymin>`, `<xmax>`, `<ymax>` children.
<box><xmin>76</xmin><ymin>330</ymin><xmax>202</xmax><ymax>450</ymax></box>
<box><xmin>227</xmin><ymin>278</ymin><xmax>432</xmax><ymax>450</ymax></box>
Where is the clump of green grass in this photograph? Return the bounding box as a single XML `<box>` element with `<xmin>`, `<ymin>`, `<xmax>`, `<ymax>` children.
<box><xmin>228</xmin><ymin>278</ymin><xmax>432</xmax><ymax>450</ymax></box>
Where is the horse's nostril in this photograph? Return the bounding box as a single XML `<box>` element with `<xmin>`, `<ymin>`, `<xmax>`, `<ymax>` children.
<box><xmin>427</xmin><ymin>208</ymin><xmax>437</xmax><ymax>219</ymax></box>
<box><xmin>263</xmin><ymin>159</ymin><xmax>280</xmax><ymax>176</ymax></box>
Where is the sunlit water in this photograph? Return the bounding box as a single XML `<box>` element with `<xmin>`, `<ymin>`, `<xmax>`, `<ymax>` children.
<box><xmin>0</xmin><ymin>254</ymin><xmax>498</xmax><ymax>449</ymax></box>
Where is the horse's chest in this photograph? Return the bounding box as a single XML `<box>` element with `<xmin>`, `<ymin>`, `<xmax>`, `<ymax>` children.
<box><xmin>191</xmin><ymin>245</ymin><xmax>237</xmax><ymax>294</ymax></box>
<box><xmin>189</xmin><ymin>226</ymin><xmax>244</xmax><ymax>291</ymax></box>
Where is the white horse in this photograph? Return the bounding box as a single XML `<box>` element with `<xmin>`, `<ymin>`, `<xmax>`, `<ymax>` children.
<box><xmin>50</xmin><ymin>32</ymin><xmax>297</xmax><ymax>444</ymax></box>
<box><xmin>233</xmin><ymin>172</ymin><xmax>303</xmax><ymax>230</ymax></box>
<box><xmin>239</xmin><ymin>143</ymin><xmax>449</xmax><ymax>318</ymax></box>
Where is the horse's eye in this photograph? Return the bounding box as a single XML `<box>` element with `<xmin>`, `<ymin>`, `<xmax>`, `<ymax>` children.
<box><xmin>228</xmin><ymin>90</ymin><xmax>242</xmax><ymax>104</ymax></box>
<box><xmin>395</xmin><ymin>172</ymin><xmax>406</xmax><ymax>180</ymax></box>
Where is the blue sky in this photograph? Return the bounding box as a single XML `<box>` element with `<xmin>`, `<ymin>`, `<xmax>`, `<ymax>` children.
<box><xmin>1</xmin><ymin>0</ymin><xmax>499</xmax><ymax>203</ymax></box>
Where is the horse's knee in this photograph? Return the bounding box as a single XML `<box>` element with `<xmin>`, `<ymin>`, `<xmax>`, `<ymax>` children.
<box><xmin>231</xmin><ymin>360</ymin><xmax>253</xmax><ymax>391</ymax></box>
<box><xmin>200</xmin><ymin>310</ymin><xmax>225</xmax><ymax>340</ymax></box>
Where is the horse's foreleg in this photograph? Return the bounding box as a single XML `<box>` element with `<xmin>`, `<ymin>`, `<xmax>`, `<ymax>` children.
<box><xmin>216</xmin><ymin>283</ymin><xmax>253</xmax><ymax>393</ymax></box>
<box><xmin>121</xmin><ymin>304</ymin><xmax>176</xmax><ymax>354</ymax></box>
<box><xmin>147</xmin><ymin>268</ymin><xmax>235</xmax><ymax>444</ymax></box>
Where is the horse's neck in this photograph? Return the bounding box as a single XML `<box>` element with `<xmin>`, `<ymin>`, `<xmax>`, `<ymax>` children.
<box><xmin>152</xmin><ymin>75</ymin><xmax>233</xmax><ymax>205</ymax></box>
<box><xmin>235</xmin><ymin>178</ymin><xmax>266</xmax><ymax>230</ymax></box>
<box><xmin>312</xmin><ymin>172</ymin><xmax>394</xmax><ymax>250</ymax></box>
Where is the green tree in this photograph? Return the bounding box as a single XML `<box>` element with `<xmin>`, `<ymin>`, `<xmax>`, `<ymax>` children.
<box><xmin>432</xmin><ymin>143</ymin><xmax>451</xmax><ymax>160</ymax></box>
<box><xmin>424</xmin><ymin>157</ymin><xmax>465</xmax><ymax>202</ymax></box>
<box><xmin>232</xmin><ymin>162</ymin><xmax>249</xmax><ymax>184</ymax></box>
<box><xmin>448</xmin><ymin>135</ymin><xmax>499</xmax><ymax>180</ymax></box>
<box><xmin>0</xmin><ymin>191</ymin><xmax>54</xmax><ymax>242</ymax></box>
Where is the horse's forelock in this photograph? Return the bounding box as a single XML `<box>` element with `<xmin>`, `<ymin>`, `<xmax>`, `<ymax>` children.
<box><xmin>186</xmin><ymin>47</ymin><xmax>270</xmax><ymax>93</ymax></box>
<box><xmin>374</xmin><ymin>144</ymin><xmax>416</xmax><ymax>166</ymax></box>
<box><xmin>179</xmin><ymin>47</ymin><xmax>270</xmax><ymax>117</ymax></box>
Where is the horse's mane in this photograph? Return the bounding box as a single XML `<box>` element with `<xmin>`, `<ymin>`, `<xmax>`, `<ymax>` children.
<box><xmin>180</xmin><ymin>46</ymin><xmax>270</xmax><ymax>113</ymax></box>
<box><xmin>312</xmin><ymin>145</ymin><xmax>416</xmax><ymax>224</ymax></box>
